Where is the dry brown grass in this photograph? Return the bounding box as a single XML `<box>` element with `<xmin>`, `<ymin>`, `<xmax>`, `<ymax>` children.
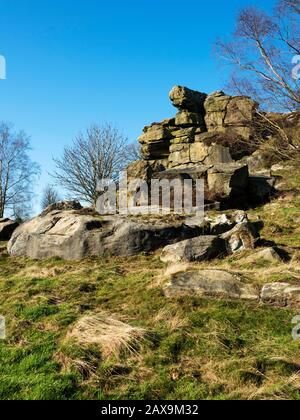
<box><xmin>66</xmin><ymin>312</ymin><xmax>148</xmax><ymax>359</ymax></box>
<box><xmin>152</xmin><ymin>308</ymin><xmax>190</xmax><ymax>332</ymax></box>
<box><xmin>149</xmin><ymin>262</ymin><xmax>191</xmax><ymax>289</ymax></box>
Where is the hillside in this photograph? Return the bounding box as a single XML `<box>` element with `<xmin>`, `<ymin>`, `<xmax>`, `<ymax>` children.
<box><xmin>0</xmin><ymin>164</ymin><xmax>300</xmax><ymax>400</ymax></box>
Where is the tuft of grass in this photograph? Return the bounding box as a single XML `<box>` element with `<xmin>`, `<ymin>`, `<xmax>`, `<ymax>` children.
<box><xmin>66</xmin><ymin>312</ymin><xmax>148</xmax><ymax>359</ymax></box>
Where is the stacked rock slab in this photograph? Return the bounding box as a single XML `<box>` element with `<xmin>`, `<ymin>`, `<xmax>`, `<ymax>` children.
<box><xmin>204</xmin><ymin>91</ymin><xmax>258</xmax><ymax>140</ymax></box>
<box><xmin>133</xmin><ymin>85</ymin><xmax>258</xmax><ymax>204</ymax></box>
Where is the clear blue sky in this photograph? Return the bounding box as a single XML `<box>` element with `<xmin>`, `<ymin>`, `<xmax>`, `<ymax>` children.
<box><xmin>0</xmin><ymin>0</ymin><xmax>276</xmax><ymax>212</ymax></box>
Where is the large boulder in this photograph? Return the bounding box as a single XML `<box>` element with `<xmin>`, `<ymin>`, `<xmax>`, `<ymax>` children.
<box><xmin>7</xmin><ymin>210</ymin><xmax>202</xmax><ymax>260</ymax></box>
<box><xmin>0</xmin><ymin>218</ymin><xmax>19</xmax><ymax>241</ymax></box>
<box><xmin>169</xmin><ymin>86</ymin><xmax>207</xmax><ymax>114</ymax></box>
<box><xmin>160</xmin><ymin>236</ymin><xmax>226</xmax><ymax>263</ymax></box>
<box><xmin>163</xmin><ymin>269</ymin><xmax>259</xmax><ymax>301</ymax></box>
<box><xmin>207</xmin><ymin>163</ymin><xmax>249</xmax><ymax>199</ymax></box>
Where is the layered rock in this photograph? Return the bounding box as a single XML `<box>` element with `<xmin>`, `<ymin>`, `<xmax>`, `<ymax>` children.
<box><xmin>204</xmin><ymin>91</ymin><xmax>258</xmax><ymax>140</ymax></box>
<box><xmin>139</xmin><ymin>121</ymin><xmax>175</xmax><ymax>160</ymax></box>
<box><xmin>163</xmin><ymin>269</ymin><xmax>300</xmax><ymax>309</ymax></box>
<box><xmin>134</xmin><ymin>85</ymin><xmax>268</xmax><ymax>208</ymax></box>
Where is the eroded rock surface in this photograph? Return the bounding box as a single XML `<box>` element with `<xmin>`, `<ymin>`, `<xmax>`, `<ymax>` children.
<box><xmin>161</xmin><ymin>236</ymin><xmax>226</xmax><ymax>263</ymax></box>
<box><xmin>7</xmin><ymin>209</ymin><xmax>202</xmax><ymax>260</ymax></box>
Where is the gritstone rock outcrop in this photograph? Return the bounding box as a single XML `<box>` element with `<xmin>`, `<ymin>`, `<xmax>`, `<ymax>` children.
<box><xmin>129</xmin><ymin>85</ymin><xmax>273</xmax><ymax>208</ymax></box>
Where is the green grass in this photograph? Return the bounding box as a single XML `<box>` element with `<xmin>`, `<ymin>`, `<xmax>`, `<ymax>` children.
<box><xmin>1</xmin><ymin>164</ymin><xmax>300</xmax><ymax>400</ymax></box>
<box><xmin>0</xmin><ymin>253</ymin><xmax>299</xmax><ymax>400</ymax></box>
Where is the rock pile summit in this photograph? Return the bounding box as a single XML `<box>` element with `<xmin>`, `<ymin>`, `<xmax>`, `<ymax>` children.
<box><xmin>129</xmin><ymin>85</ymin><xmax>273</xmax><ymax>208</ymax></box>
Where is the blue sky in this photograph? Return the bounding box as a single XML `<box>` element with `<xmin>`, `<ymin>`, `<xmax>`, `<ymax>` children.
<box><xmin>0</xmin><ymin>0</ymin><xmax>276</xmax><ymax>212</ymax></box>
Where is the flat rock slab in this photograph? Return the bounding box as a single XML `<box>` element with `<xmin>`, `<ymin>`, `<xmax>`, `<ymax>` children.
<box><xmin>261</xmin><ymin>283</ymin><xmax>300</xmax><ymax>308</ymax></box>
<box><xmin>161</xmin><ymin>236</ymin><xmax>226</xmax><ymax>263</ymax></box>
<box><xmin>164</xmin><ymin>269</ymin><xmax>259</xmax><ymax>301</ymax></box>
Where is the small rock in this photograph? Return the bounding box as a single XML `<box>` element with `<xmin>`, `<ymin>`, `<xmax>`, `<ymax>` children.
<box><xmin>163</xmin><ymin>270</ymin><xmax>259</xmax><ymax>301</ymax></box>
<box><xmin>261</xmin><ymin>283</ymin><xmax>300</xmax><ymax>308</ymax></box>
<box><xmin>242</xmin><ymin>248</ymin><xmax>283</xmax><ymax>264</ymax></box>
<box><xmin>221</xmin><ymin>221</ymin><xmax>258</xmax><ymax>254</ymax></box>
<box><xmin>160</xmin><ymin>236</ymin><xmax>226</xmax><ymax>263</ymax></box>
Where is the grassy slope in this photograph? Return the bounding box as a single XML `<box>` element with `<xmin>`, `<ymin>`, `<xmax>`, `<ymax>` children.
<box><xmin>0</xmin><ymin>166</ymin><xmax>300</xmax><ymax>400</ymax></box>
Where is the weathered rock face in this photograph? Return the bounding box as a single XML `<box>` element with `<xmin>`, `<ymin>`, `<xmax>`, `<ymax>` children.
<box><xmin>163</xmin><ymin>270</ymin><xmax>259</xmax><ymax>301</ymax></box>
<box><xmin>139</xmin><ymin>122</ymin><xmax>174</xmax><ymax>160</ymax></box>
<box><xmin>134</xmin><ymin>85</ymin><xmax>270</xmax><ymax>208</ymax></box>
<box><xmin>0</xmin><ymin>219</ymin><xmax>19</xmax><ymax>241</ymax></box>
<box><xmin>7</xmin><ymin>209</ymin><xmax>202</xmax><ymax>260</ymax></box>
<box><xmin>169</xmin><ymin>140</ymin><xmax>233</xmax><ymax>168</ymax></box>
<box><xmin>221</xmin><ymin>220</ymin><xmax>258</xmax><ymax>254</ymax></box>
<box><xmin>175</xmin><ymin>110</ymin><xmax>206</xmax><ymax>129</ymax></box>
<box><xmin>160</xmin><ymin>236</ymin><xmax>226</xmax><ymax>263</ymax></box>
<box><xmin>162</xmin><ymin>269</ymin><xmax>300</xmax><ymax>308</ymax></box>
<box><xmin>204</xmin><ymin>91</ymin><xmax>258</xmax><ymax>140</ymax></box>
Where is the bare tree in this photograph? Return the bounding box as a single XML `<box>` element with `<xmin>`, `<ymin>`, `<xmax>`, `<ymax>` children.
<box><xmin>41</xmin><ymin>184</ymin><xmax>61</xmax><ymax>210</ymax></box>
<box><xmin>0</xmin><ymin>123</ymin><xmax>39</xmax><ymax>219</ymax></box>
<box><xmin>216</xmin><ymin>3</ymin><xmax>300</xmax><ymax>112</ymax></box>
<box><xmin>215</xmin><ymin>1</ymin><xmax>300</xmax><ymax>161</ymax></box>
<box><xmin>280</xmin><ymin>0</ymin><xmax>300</xmax><ymax>14</ymax></box>
<box><xmin>126</xmin><ymin>142</ymin><xmax>143</xmax><ymax>162</ymax></box>
<box><xmin>52</xmin><ymin>123</ymin><xmax>128</xmax><ymax>205</ymax></box>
